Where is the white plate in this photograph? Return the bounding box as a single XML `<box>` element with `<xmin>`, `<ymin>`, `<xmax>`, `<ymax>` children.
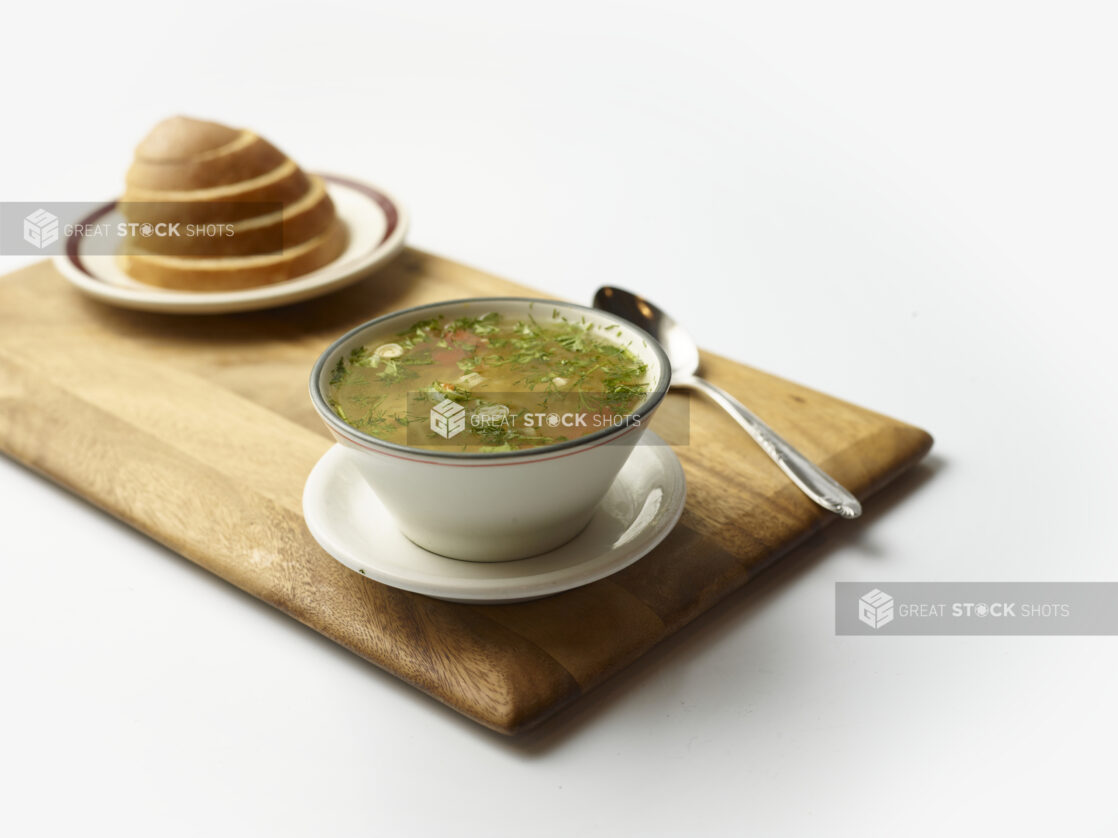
<box><xmin>52</xmin><ymin>174</ymin><xmax>408</xmax><ymax>314</ymax></box>
<box><xmin>302</xmin><ymin>433</ymin><xmax>687</xmax><ymax>603</ymax></box>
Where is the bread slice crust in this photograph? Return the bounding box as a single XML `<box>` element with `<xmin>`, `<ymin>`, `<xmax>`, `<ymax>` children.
<box><xmin>118</xmin><ymin>218</ymin><xmax>348</xmax><ymax>291</ymax></box>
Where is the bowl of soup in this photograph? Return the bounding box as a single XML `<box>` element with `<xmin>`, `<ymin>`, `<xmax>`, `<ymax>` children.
<box><xmin>309</xmin><ymin>297</ymin><xmax>671</xmax><ymax>561</ymax></box>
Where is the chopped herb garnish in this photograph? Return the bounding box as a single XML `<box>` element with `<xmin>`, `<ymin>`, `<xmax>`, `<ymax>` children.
<box><xmin>330</xmin><ymin>357</ymin><xmax>347</xmax><ymax>385</ymax></box>
<box><xmin>327</xmin><ymin>312</ymin><xmax>649</xmax><ymax>452</ymax></box>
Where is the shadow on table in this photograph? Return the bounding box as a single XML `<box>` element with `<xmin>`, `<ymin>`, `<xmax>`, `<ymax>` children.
<box><xmin>502</xmin><ymin>453</ymin><xmax>946</xmax><ymax>754</ymax></box>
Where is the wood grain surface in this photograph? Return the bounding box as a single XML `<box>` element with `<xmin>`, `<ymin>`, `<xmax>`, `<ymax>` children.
<box><xmin>0</xmin><ymin>251</ymin><xmax>932</xmax><ymax>734</ymax></box>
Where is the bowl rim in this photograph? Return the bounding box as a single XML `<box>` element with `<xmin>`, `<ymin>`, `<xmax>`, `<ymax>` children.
<box><xmin>309</xmin><ymin>296</ymin><xmax>672</xmax><ymax>462</ymax></box>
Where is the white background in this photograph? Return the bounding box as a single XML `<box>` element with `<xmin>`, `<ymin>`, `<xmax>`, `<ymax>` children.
<box><xmin>2</xmin><ymin>1</ymin><xmax>1116</xmax><ymax>835</ymax></box>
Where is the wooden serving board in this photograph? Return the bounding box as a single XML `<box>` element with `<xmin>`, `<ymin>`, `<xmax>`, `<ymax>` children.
<box><xmin>0</xmin><ymin>252</ymin><xmax>932</xmax><ymax>734</ymax></box>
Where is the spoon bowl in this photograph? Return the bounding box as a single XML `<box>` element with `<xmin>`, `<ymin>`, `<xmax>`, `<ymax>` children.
<box><xmin>593</xmin><ymin>286</ymin><xmax>862</xmax><ymax>519</ymax></box>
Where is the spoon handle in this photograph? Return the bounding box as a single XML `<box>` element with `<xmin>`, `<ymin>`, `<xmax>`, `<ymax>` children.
<box><xmin>682</xmin><ymin>376</ymin><xmax>863</xmax><ymax>519</ymax></box>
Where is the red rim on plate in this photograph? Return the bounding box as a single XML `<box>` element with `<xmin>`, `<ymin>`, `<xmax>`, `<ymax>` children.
<box><xmin>55</xmin><ymin>173</ymin><xmax>408</xmax><ymax>313</ymax></box>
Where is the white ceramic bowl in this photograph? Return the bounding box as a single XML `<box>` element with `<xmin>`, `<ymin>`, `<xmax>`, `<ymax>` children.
<box><xmin>309</xmin><ymin>297</ymin><xmax>671</xmax><ymax>561</ymax></box>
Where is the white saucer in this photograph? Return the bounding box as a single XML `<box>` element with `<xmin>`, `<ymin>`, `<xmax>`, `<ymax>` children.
<box><xmin>53</xmin><ymin>174</ymin><xmax>408</xmax><ymax>315</ymax></box>
<box><xmin>302</xmin><ymin>433</ymin><xmax>687</xmax><ymax>603</ymax></box>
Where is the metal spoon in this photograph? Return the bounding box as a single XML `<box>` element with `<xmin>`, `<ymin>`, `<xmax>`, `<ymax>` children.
<box><xmin>593</xmin><ymin>286</ymin><xmax>862</xmax><ymax>519</ymax></box>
